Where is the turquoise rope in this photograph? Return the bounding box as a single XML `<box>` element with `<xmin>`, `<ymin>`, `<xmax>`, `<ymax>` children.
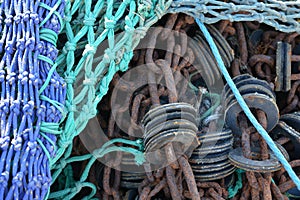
<box><xmin>228</xmin><ymin>169</ymin><xmax>244</xmax><ymax>198</ymax></box>
<box><xmin>48</xmin><ymin>138</ymin><xmax>144</xmax><ymax>199</ymax></box>
<box><xmin>196</xmin><ymin>19</ymin><xmax>300</xmax><ymax>190</ymax></box>
<box><xmin>199</xmin><ymin>93</ymin><xmax>221</xmax><ymax>121</ymax></box>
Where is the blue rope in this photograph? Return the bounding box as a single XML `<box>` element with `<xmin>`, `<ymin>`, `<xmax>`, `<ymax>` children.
<box><xmin>0</xmin><ymin>0</ymin><xmax>65</xmax><ymax>198</ymax></box>
<box><xmin>195</xmin><ymin>18</ymin><xmax>300</xmax><ymax>190</ymax></box>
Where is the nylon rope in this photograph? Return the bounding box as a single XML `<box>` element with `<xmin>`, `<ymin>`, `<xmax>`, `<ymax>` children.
<box><xmin>0</xmin><ymin>0</ymin><xmax>65</xmax><ymax>198</ymax></box>
<box><xmin>1</xmin><ymin>0</ymin><xmax>300</xmax><ymax>198</ymax></box>
<box><xmin>196</xmin><ymin>18</ymin><xmax>300</xmax><ymax>190</ymax></box>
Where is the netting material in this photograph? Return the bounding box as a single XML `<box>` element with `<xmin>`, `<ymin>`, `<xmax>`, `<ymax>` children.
<box><xmin>169</xmin><ymin>0</ymin><xmax>300</xmax><ymax>33</ymax></box>
<box><xmin>49</xmin><ymin>0</ymin><xmax>172</xmax><ymax>197</ymax></box>
<box><xmin>0</xmin><ymin>0</ymin><xmax>65</xmax><ymax>198</ymax></box>
<box><xmin>51</xmin><ymin>0</ymin><xmax>300</xmax><ymax>198</ymax></box>
<box><xmin>1</xmin><ymin>0</ymin><xmax>300</xmax><ymax>198</ymax></box>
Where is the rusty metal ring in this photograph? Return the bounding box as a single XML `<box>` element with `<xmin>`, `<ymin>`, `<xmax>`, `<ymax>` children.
<box><xmin>144</xmin><ymin>112</ymin><xmax>197</xmax><ymax>134</ymax></box>
<box><xmin>280</xmin><ymin>112</ymin><xmax>300</xmax><ymax>131</ymax></box>
<box><xmin>197</xmin><ymin>129</ymin><xmax>232</xmax><ymax>141</ymax></box>
<box><xmin>144</xmin><ymin>129</ymin><xmax>199</xmax><ymax>153</ymax></box>
<box><xmin>193</xmin><ymin>165</ymin><xmax>236</xmax><ymax>181</ymax></box>
<box><xmin>225</xmin><ymin>94</ymin><xmax>279</xmax><ymax>134</ymax></box>
<box><xmin>193</xmin><ymin>34</ymin><xmax>223</xmax><ymax>77</ymax></box>
<box><xmin>142</xmin><ymin>102</ymin><xmax>197</xmax><ymax>126</ymax></box>
<box><xmin>224</xmin><ymin>84</ymin><xmax>276</xmax><ymax>107</ymax></box>
<box><xmin>144</xmin><ymin>119</ymin><xmax>198</xmax><ymax>144</ymax></box>
<box><xmin>190</xmin><ymin>149</ymin><xmax>230</xmax><ymax>164</ymax></box>
<box><xmin>224</xmin><ymin>78</ymin><xmax>275</xmax><ymax>102</ymax></box>
<box><xmin>207</xmin><ymin>25</ymin><xmax>234</xmax><ymax>65</ymax></box>
<box><xmin>189</xmin><ymin>38</ymin><xmax>216</xmax><ymax>85</ymax></box>
<box><xmin>191</xmin><ymin>160</ymin><xmax>232</xmax><ymax>173</ymax></box>
<box><xmin>193</xmin><ymin>137</ymin><xmax>233</xmax><ymax>155</ymax></box>
<box><xmin>228</xmin><ymin>148</ymin><xmax>281</xmax><ymax>172</ymax></box>
<box><xmin>271</xmin><ymin>121</ymin><xmax>300</xmax><ymax>159</ymax></box>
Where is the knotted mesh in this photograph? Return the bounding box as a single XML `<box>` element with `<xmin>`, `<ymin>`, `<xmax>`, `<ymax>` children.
<box><xmin>1</xmin><ymin>0</ymin><xmax>300</xmax><ymax>198</ymax></box>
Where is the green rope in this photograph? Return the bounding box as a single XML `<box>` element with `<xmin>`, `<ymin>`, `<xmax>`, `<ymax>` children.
<box><xmin>49</xmin><ymin>138</ymin><xmax>145</xmax><ymax>199</ymax></box>
<box><xmin>50</xmin><ymin>0</ymin><xmax>172</xmax><ymax>197</ymax></box>
<box><xmin>199</xmin><ymin>93</ymin><xmax>221</xmax><ymax>121</ymax></box>
<box><xmin>188</xmin><ymin>72</ymin><xmax>221</xmax><ymax>121</ymax></box>
<box><xmin>228</xmin><ymin>169</ymin><xmax>245</xmax><ymax>198</ymax></box>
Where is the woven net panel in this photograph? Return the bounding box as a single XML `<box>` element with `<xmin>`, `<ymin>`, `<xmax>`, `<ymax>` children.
<box><xmin>50</xmin><ymin>0</ymin><xmax>172</xmax><ymax>197</ymax></box>
<box><xmin>0</xmin><ymin>0</ymin><xmax>65</xmax><ymax>198</ymax></box>
<box><xmin>169</xmin><ymin>0</ymin><xmax>300</xmax><ymax>33</ymax></box>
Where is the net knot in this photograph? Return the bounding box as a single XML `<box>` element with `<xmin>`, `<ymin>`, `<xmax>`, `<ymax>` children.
<box><xmin>30</xmin><ymin>13</ymin><xmax>39</xmax><ymax>24</ymax></box>
<box><xmin>138</xmin><ymin>0</ymin><xmax>152</xmax><ymax>17</ymax></box>
<box><xmin>124</xmin><ymin>16</ymin><xmax>134</xmax><ymax>33</ymax></box>
<box><xmin>50</xmin><ymin>77</ymin><xmax>60</xmax><ymax>88</ymax></box>
<box><xmin>12</xmin><ymin>172</ymin><xmax>23</xmax><ymax>187</ymax></box>
<box><xmin>196</xmin><ymin>4</ymin><xmax>208</xmax><ymax>13</ymax></box>
<box><xmin>83</xmin><ymin>14</ymin><xmax>96</xmax><ymax>26</ymax></box>
<box><xmin>14</xmin><ymin>13</ymin><xmax>22</xmax><ymax>24</ymax></box>
<box><xmin>58</xmin><ymin>159</ymin><xmax>67</xmax><ymax>169</ymax></box>
<box><xmin>64</xmin><ymin>15</ymin><xmax>72</xmax><ymax>23</ymax></box>
<box><xmin>16</xmin><ymin>39</ymin><xmax>25</xmax><ymax>51</ymax></box>
<box><xmin>135</xmin><ymin>27</ymin><xmax>147</xmax><ymax>38</ymax></box>
<box><xmin>0</xmin><ymin>136</ymin><xmax>10</xmax><ymax>150</ymax></box>
<box><xmin>155</xmin><ymin>6</ymin><xmax>164</xmax><ymax>20</ymax></box>
<box><xmin>73</xmin><ymin>183</ymin><xmax>82</xmax><ymax>193</ymax></box>
<box><xmin>18</xmin><ymin>71</ymin><xmax>29</xmax><ymax>84</ymax></box>
<box><xmin>104</xmin><ymin>17</ymin><xmax>116</xmax><ymax>29</ymax></box>
<box><xmin>279</xmin><ymin>2</ymin><xmax>287</xmax><ymax>11</ymax></box>
<box><xmin>7</xmin><ymin>72</ymin><xmax>16</xmax><ymax>84</ymax></box>
<box><xmin>10</xmin><ymin>100</ymin><xmax>20</xmax><ymax>115</ymax></box>
<box><xmin>65</xmin><ymin>72</ymin><xmax>76</xmax><ymax>84</ymax></box>
<box><xmin>257</xmin><ymin>13</ymin><xmax>265</xmax><ymax>23</ymax></box>
<box><xmin>4</xmin><ymin>15</ymin><xmax>13</xmax><ymax>25</ymax></box>
<box><xmin>83</xmin><ymin>44</ymin><xmax>96</xmax><ymax>56</ymax></box>
<box><xmin>11</xmin><ymin>136</ymin><xmax>22</xmax><ymax>151</ymax></box>
<box><xmin>58</xmin><ymin>139</ymin><xmax>71</xmax><ymax>149</ymax></box>
<box><xmin>104</xmin><ymin>48</ymin><xmax>115</xmax><ymax>61</ymax></box>
<box><xmin>66</xmin><ymin>101</ymin><xmax>77</xmax><ymax>112</ymax></box>
<box><xmin>28</xmin><ymin>176</ymin><xmax>41</xmax><ymax>189</ymax></box>
<box><xmin>255</xmin><ymin>2</ymin><xmax>265</xmax><ymax>11</ymax></box>
<box><xmin>64</xmin><ymin>41</ymin><xmax>76</xmax><ymax>52</ymax></box>
<box><xmin>226</xmin><ymin>14</ymin><xmax>234</xmax><ymax>22</ymax></box>
<box><xmin>26</xmin><ymin>38</ymin><xmax>35</xmax><ymax>51</ymax></box>
<box><xmin>6</xmin><ymin>41</ymin><xmax>14</xmax><ymax>54</ymax></box>
<box><xmin>29</xmin><ymin>73</ymin><xmax>39</xmax><ymax>86</ymax></box>
<box><xmin>27</xmin><ymin>141</ymin><xmax>38</xmax><ymax>155</ymax></box>
<box><xmin>42</xmin><ymin>177</ymin><xmax>51</xmax><ymax>190</ymax></box>
<box><xmin>279</xmin><ymin>12</ymin><xmax>287</xmax><ymax>22</ymax></box>
<box><xmin>0</xmin><ymin>171</ymin><xmax>9</xmax><ymax>187</ymax></box>
<box><xmin>23</xmin><ymin>11</ymin><xmax>31</xmax><ymax>22</ymax></box>
<box><xmin>229</xmin><ymin>3</ymin><xmax>237</xmax><ymax>12</ymax></box>
<box><xmin>37</xmin><ymin>105</ymin><xmax>46</xmax><ymax>117</ymax></box>
<box><xmin>83</xmin><ymin>78</ymin><xmax>97</xmax><ymax>86</ymax></box>
<box><xmin>23</xmin><ymin>101</ymin><xmax>34</xmax><ymax>115</ymax></box>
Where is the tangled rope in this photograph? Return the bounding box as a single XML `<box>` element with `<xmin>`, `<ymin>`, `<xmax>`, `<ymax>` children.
<box><xmin>0</xmin><ymin>0</ymin><xmax>65</xmax><ymax>198</ymax></box>
<box><xmin>1</xmin><ymin>0</ymin><xmax>300</xmax><ymax>198</ymax></box>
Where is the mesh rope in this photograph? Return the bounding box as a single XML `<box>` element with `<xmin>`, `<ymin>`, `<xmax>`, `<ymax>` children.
<box><xmin>49</xmin><ymin>0</ymin><xmax>300</xmax><ymax>198</ymax></box>
<box><xmin>1</xmin><ymin>0</ymin><xmax>300</xmax><ymax>198</ymax></box>
<box><xmin>0</xmin><ymin>0</ymin><xmax>65</xmax><ymax>198</ymax></box>
<box><xmin>169</xmin><ymin>0</ymin><xmax>300</xmax><ymax>33</ymax></box>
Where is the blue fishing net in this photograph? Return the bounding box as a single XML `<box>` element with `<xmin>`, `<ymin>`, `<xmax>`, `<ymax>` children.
<box><xmin>0</xmin><ymin>0</ymin><xmax>65</xmax><ymax>198</ymax></box>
